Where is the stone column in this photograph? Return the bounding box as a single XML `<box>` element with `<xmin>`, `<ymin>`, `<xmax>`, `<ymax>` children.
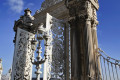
<box><xmin>91</xmin><ymin>8</ymin><xmax>101</xmax><ymax>79</ymax></box>
<box><xmin>69</xmin><ymin>18</ymin><xmax>79</xmax><ymax>80</ymax></box>
<box><xmin>92</xmin><ymin>22</ymin><xmax>98</xmax><ymax>51</ymax></box>
<box><xmin>69</xmin><ymin>16</ymin><xmax>95</xmax><ymax>80</ymax></box>
<box><xmin>85</xmin><ymin>16</ymin><xmax>95</xmax><ymax>80</ymax></box>
<box><xmin>11</xmin><ymin>8</ymin><xmax>36</xmax><ymax>80</ymax></box>
<box><xmin>65</xmin><ymin>23</ymin><xmax>71</xmax><ymax>80</ymax></box>
<box><xmin>92</xmin><ymin>8</ymin><xmax>99</xmax><ymax>50</ymax></box>
<box><xmin>0</xmin><ymin>59</ymin><xmax>3</xmax><ymax>80</ymax></box>
<box><xmin>92</xmin><ymin>22</ymin><xmax>101</xmax><ymax>80</ymax></box>
<box><xmin>66</xmin><ymin>0</ymin><xmax>99</xmax><ymax>80</ymax></box>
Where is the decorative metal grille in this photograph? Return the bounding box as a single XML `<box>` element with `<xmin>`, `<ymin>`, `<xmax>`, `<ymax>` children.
<box><xmin>43</xmin><ymin>13</ymin><xmax>71</xmax><ymax>80</ymax></box>
<box><xmin>50</xmin><ymin>16</ymin><xmax>65</xmax><ymax>80</ymax></box>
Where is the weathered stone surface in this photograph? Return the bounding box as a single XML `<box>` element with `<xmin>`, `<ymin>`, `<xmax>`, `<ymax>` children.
<box><xmin>40</xmin><ymin>0</ymin><xmax>63</xmax><ymax>11</ymax></box>
<box><xmin>11</xmin><ymin>28</ymin><xmax>35</xmax><ymax>80</ymax></box>
<box><xmin>34</xmin><ymin>1</ymin><xmax>69</xmax><ymax>27</ymax></box>
<box><xmin>66</xmin><ymin>0</ymin><xmax>100</xmax><ymax>80</ymax></box>
<box><xmin>12</xmin><ymin>8</ymin><xmax>36</xmax><ymax>80</ymax></box>
<box><xmin>11</xmin><ymin>0</ymin><xmax>100</xmax><ymax>80</ymax></box>
<box><xmin>14</xmin><ymin>8</ymin><xmax>35</xmax><ymax>33</ymax></box>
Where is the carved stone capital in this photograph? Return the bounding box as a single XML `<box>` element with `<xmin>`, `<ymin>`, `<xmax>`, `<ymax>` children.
<box><xmin>13</xmin><ymin>8</ymin><xmax>35</xmax><ymax>33</ymax></box>
<box><xmin>66</xmin><ymin>0</ymin><xmax>99</xmax><ymax>18</ymax></box>
<box><xmin>68</xmin><ymin>17</ymin><xmax>76</xmax><ymax>28</ymax></box>
<box><xmin>92</xmin><ymin>18</ymin><xmax>98</xmax><ymax>25</ymax></box>
<box><xmin>67</xmin><ymin>0</ymin><xmax>86</xmax><ymax>17</ymax></box>
<box><xmin>86</xmin><ymin>15</ymin><xmax>92</xmax><ymax>21</ymax></box>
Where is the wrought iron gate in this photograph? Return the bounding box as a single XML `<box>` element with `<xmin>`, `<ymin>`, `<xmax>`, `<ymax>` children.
<box><xmin>43</xmin><ymin>13</ymin><xmax>71</xmax><ymax>80</ymax></box>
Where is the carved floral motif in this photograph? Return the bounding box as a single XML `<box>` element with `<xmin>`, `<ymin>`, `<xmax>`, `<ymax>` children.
<box><xmin>12</xmin><ymin>28</ymin><xmax>34</xmax><ymax>80</ymax></box>
<box><xmin>51</xmin><ymin>18</ymin><xmax>65</xmax><ymax>80</ymax></box>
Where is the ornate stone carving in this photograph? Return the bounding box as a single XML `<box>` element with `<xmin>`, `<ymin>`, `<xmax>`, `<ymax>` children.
<box><xmin>66</xmin><ymin>0</ymin><xmax>99</xmax><ymax>20</ymax></box>
<box><xmin>85</xmin><ymin>1</ymin><xmax>93</xmax><ymax>18</ymax></box>
<box><xmin>14</xmin><ymin>8</ymin><xmax>35</xmax><ymax>33</ymax></box>
<box><xmin>13</xmin><ymin>8</ymin><xmax>35</xmax><ymax>46</ymax></box>
<box><xmin>65</xmin><ymin>0</ymin><xmax>100</xmax><ymax>79</ymax></box>
<box><xmin>66</xmin><ymin>0</ymin><xmax>87</xmax><ymax>17</ymax></box>
<box><xmin>40</xmin><ymin>0</ymin><xmax>63</xmax><ymax>11</ymax></box>
<box><xmin>11</xmin><ymin>28</ymin><xmax>35</xmax><ymax>80</ymax></box>
<box><xmin>90</xmin><ymin>0</ymin><xmax>99</xmax><ymax>9</ymax></box>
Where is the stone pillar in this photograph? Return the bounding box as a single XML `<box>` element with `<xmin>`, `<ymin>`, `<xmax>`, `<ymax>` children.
<box><xmin>91</xmin><ymin>8</ymin><xmax>101</xmax><ymax>79</ymax></box>
<box><xmin>11</xmin><ymin>8</ymin><xmax>36</xmax><ymax>80</ymax></box>
<box><xmin>92</xmin><ymin>22</ymin><xmax>98</xmax><ymax>51</ymax></box>
<box><xmin>66</xmin><ymin>0</ymin><xmax>99</xmax><ymax>80</ymax></box>
<box><xmin>0</xmin><ymin>59</ymin><xmax>3</xmax><ymax>80</ymax></box>
<box><xmin>69</xmin><ymin>18</ymin><xmax>78</xmax><ymax>80</ymax></box>
<box><xmin>92</xmin><ymin>8</ymin><xmax>99</xmax><ymax>50</ymax></box>
<box><xmin>85</xmin><ymin>16</ymin><xmax>95</xmax><ymax>80</ymax></box>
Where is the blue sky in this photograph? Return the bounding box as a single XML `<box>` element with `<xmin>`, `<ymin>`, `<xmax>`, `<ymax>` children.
<box><xmin>0</xmin><ymin>0</ymin><xmax>120</xmax><ymax>76</ymax></box>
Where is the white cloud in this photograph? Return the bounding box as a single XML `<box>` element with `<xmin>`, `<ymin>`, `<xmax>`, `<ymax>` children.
<box><xmin>27</xmin><ymin>3</ymin><xmax>34</xmax><ymax>7</ymax></box>
<box><xmin>8</xmin><ymin>0</ymin><xmax>24</xmax><ymax>13</ymax></box>
<box><xmin>25</xmin><ymin>3</ymin><xmax>34</xmax><ymax>9</ymax></box>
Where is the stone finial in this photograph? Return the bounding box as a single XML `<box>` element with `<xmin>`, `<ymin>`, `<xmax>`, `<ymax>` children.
<box><xmin>13</xmin><ymin>8</ymin><xmax>35</xmax><ymax>43</ymax></box>
<box><xmin>13</xmin><ymin>8</ymin><xmax>35</xmax><ymax>32</ymax></box>
<box><xmin>24</xmin><ymin>8</ymin><xmax>32</xmax><ymax>16</ymax></box>
<box><xmin>35</xmin><ymin>10</ymin><xmax>40</xmax><ymax>14</ymax></box>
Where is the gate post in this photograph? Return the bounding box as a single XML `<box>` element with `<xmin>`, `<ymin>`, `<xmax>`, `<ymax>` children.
<box><xmin>11</xmin><ymin>8</ymin><xmax>36</xmax><ymax>80</ymax></box>
<box><xmin>65</xmin><ymin>0</ymin><xmax>99</xmax><ymax>80</ymax></box>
